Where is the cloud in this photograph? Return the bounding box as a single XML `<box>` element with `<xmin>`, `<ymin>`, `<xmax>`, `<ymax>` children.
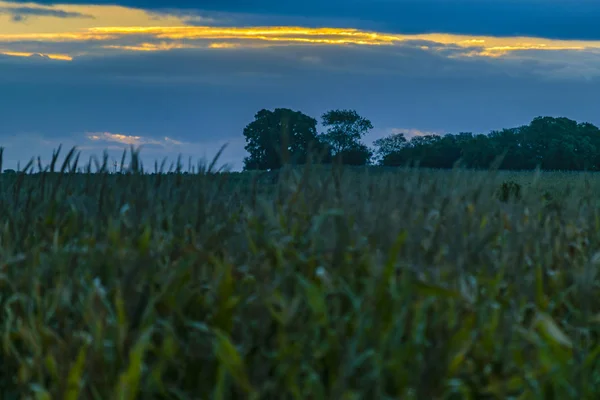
<box><xmin>3</xmin><ymin>40</ymin><xmax>581</xmax><ymax>92</ymax></box>
<box><xmin>0</xmin><ymin>50</ymin><xmax>72</xmax><ymax>60</ymax></box>
<box><xmin>144</xmin><ymin>9</ymin><xmax>220</xmax><ymax>25</ymax></box>
<box><xmin>2</xmin><ymin>1</ymin><xmax>600</xmax><ymax>78</ymax></box>
<box><xmin>0</xmin><ymin>5</ymin><xmax>93</xmax><ymax>21</ymax></box>
<box><xmin>85</xmin><ymin>131</ymin><xmax>175</xmax><ymax>146</ymax></box>
<box><xmin>3</xmin><ymin>21</ymin><xmax>600</xmax><ymax>81</ymax></box>
<box><xmin>4</xmin><ymin>0</ymin><xmax>600</xmax><ymax>40</ymax></box>
<box><xmin>0</xmin><ymin>131</ymin><xmax>246</xmax><ymax>172</ymax></box>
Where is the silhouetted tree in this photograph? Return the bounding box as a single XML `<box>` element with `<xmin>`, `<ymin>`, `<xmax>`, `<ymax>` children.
<box><xmin>373</xmin><ymin>132</ymin><xmax>407</xmax><ymax>163</ymax></box>
<box><xmin>243</xmin><ymin>108</ymin><xmax>321</xmax><ymax>170</ymax></box>
<box><xmin>320</xmin><ymin>109</ymin><xmax>372</xmax><ymax>153</ymax></box>
<box><xmin>319</xmin><ymin>109</ymin><xmax>373</xmax><ymax>165</ymax></box>
<box><xmin>461</xmin><ymin>133</ymin><xmax>497</xmax><ymax>168</ymax></box>
<box><xmin>243</xmin><ymin>111</ymin><xmax>600</xmax><ymax>172</ymax></box>
<box><xmin>376</xmin><ymin>116</ymin><xmax>600</xmax><ymax>171</ymax></box>
<box><xmin>335</xmin><ymin>143</ymin><xmax>373</xmax><ymax>166</ymax></box>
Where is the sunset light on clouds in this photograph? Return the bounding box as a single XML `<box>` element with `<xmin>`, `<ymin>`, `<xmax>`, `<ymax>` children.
<box><xmin>2</xmin><ymin>2</ymin><xmax>600</xmax><ymax>62</ymax></box>
<box><xmin>2</xmin><ymin>0</ymin><xmax>600</xmax><ymax>170</ymax></box>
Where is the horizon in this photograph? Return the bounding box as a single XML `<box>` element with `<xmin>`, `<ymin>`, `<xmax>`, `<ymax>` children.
<box><xmin>1</xmin><ymin>114</ymin><xmax>597</xmax><ymax>174</ymax></box>
<box><xmin>2</xmin><ymin>0</ymin><xmax>600</xmax><ymax>171</ymax></box>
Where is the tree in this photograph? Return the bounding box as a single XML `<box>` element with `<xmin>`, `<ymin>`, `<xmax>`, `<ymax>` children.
<box><xmin>368</xmin><ymin>116</ymin><xmax>600</xmax><ymax>171</ymax></box>
<box><xmin>242</xmin><ymin>108</ymin><xmax>321</xmax><ymax>170</ymax></box>
<box><xmin>320</xmin><ymin>109</ymin><xmax>373</xmax><ymax>155</ymax></box>
<box><xmin>401</xmin><ymin>135</ymin><xmax>443</xmax><ymax>167</ymax></box>
<box><xmin>335</xmin><ymin>143</ymin><xmax>373</xmax><ymax>166</ymax></box>
<box><xmin>461</xmin><ymin>133</ymin><xmax>497</xmax><ymax>168</ymax></box>
<box><xmin>373</xmin><ymin>132</ymin><xmax>407</xmax><ymax>164</ymax></box>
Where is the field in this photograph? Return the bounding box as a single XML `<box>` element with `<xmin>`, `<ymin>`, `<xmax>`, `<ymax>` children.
<box><xmin>2</xmin><ymin>148</ymin><xmax>600</xmax><ymax>399</ymax></box>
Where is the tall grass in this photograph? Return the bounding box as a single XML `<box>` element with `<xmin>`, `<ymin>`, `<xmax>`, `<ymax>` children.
<box><xmin>1</xmin><ymin>145</ymin><xmax>600</xmax><ymax>398</ymax></box>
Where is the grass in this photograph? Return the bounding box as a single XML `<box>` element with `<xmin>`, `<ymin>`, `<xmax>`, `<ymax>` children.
<box><xmin>2</xmin><ymin>146</ymin><xmax>600</xmax><ymax>398</ymax></box>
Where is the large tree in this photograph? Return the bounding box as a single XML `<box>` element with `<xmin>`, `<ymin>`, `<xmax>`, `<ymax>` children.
<box><xmin>372</xmin><ymin>132</ymin><xmax>407</xmax><ymax>163</ymax></box>
<box><xmin>320</xmin><ymin>109</ymin><xmax>373</xmax><ymax>165</ymax></box>
<box><xmin>320</xmin><ymin>109</ymin><xmax>373</xmax><ymax>153</ymax></box>
<box><xmin>243</xmin><ymin>108</ymin><xmax>322</xmax><ymax>170</ymax></box>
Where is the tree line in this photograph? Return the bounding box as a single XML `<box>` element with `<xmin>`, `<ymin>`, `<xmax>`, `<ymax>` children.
<box><xmin>243</xmin><ymin>108</ymin><xmax>600</xmax><ymax>171</ymax></box>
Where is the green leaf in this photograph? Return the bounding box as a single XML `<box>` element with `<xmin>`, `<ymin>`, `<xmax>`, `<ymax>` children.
<box><xmin>45</xmin><ymin>354</ymin><xmax>59</xmax><ymax>381</ymax></box>
<box><xmin>211</xmin><ymin>259</ymin><xmax>239</xmax><ymax>333</ymax></box>
<box><xmin>583</xmin><ymin>343</ymin><xmax>600</xmax><ymax>369</ymax></box>
<box><xmin>535</xmin><ymin>263</ymin><xmax>548</xmax><ymax>310</ymax></box>
<box><xmin>65</xmin><ymin>343</ymin><xmax>89</xmax><ymax>400</ymax></box>
<box><xmin>114</xmin><ymin>287</ymin><xmax>128</xmax><ymax>356</ymax></box>
<box><xmin>138</xmin><ymin>224</ymin><xmax>152</xmax><ymax>254</ymax></box>
<box><xmin>299</xmin><ymin>277</ymin><xmax>328</xmax><ymax>325</ymax></box>
<box><xmin>383</xmin><ymin>230</ymin><xmax>407</xmax><ymax>281</ymax></box>
<box><xmin>482</xmin><ymin>375</ymin><xmax>525</xmax><ymax>397</ymax></box>
<box><xmin>114</xmin><ymin>328</ymin><xmax>154</xmax><ymax>400</ymax></box>
<box><xmin>413</xmin><ymin>280</ymin><xmax>463</xmax><ymax>300</ymax></box>
<box><xmin>534</xmin><ymin>312</ymin><xmax>572</xmax><ymax>349</ymax></box>
<box><xmin>447</xmin><ymin>312</ymin><xmax>476</xmax><ymax>375</ymax></box>
<box><xmin>213</xmin><ymin>329</ymin><xmax>254</xmax><ymax>394</ymax></box>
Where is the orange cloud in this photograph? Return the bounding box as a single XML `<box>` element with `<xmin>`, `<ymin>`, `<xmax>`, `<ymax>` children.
<box><xmin>1</xmin><ymin>1</ymin><xmax>600</xmax><ymax>63</ymax></box>
<box><xmin>86</xmin><ymin>131</ymin><xmax>183</xmax><ymax>147</ymax></box>
<box><xmin>0</xmin><ymin>50</ymin><xmax>72</xmax><ymax>60</ymax></box>
<box><xmin>1</xmin><ymin>25</ymin><xmax>599</xmax><ymax>57</ymax></box>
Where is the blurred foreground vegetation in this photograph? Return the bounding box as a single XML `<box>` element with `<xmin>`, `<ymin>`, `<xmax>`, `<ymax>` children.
<box><xmin>2</xmin><ymin>146</ymin><xmax>600</xmax><ymax>398</ymax></box>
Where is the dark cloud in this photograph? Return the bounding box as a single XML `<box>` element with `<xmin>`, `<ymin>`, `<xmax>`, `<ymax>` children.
<box><xmin>4</xmin><ymin>0</ymin><xmax>600</xmax><ymax>40</ymax></box>
<box><xmin>1</xmin><ymin>40</ymin><xmax>578</xmax><ymax>88</ymax></box>
<box><xmin>0</xmin><ymin>5</ymin><xmax>94</xmax><ymax>21</ymax></box>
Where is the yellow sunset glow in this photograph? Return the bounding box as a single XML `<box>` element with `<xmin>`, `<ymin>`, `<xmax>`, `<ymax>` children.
<box><xmin>1</xmin><ymin>1</ymin><xmax>600</xmax><ymax>61</ymax></box>
<box><xmin>87</xmin><ymin>132</ymin><xmax>183</xmax><ymax>146</ymax></box>
<box><xmin>0</xmin><ymin>1</ymin><xmax>186</xmax><ymax>34</ymax></box>
<box><xmin>102</xmin><ymin>42</ymin><xmax>198</xmax><ymax>52</ymax></box>
<box><xmin>87</xmin><ymin>132</ymin><xmax>143</xmax><ymax>145</ymax></box>
<box><xmin>0</xmin><ymin>50</ymin><xmax>72</xmax><ymax>60</ymax></box>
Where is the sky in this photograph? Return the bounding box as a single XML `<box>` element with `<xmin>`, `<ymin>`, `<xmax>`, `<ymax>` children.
<box><xmin>2</xmin><ymin>1</ymin><xmax>600</xmax><ymax>171</ymax></box>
